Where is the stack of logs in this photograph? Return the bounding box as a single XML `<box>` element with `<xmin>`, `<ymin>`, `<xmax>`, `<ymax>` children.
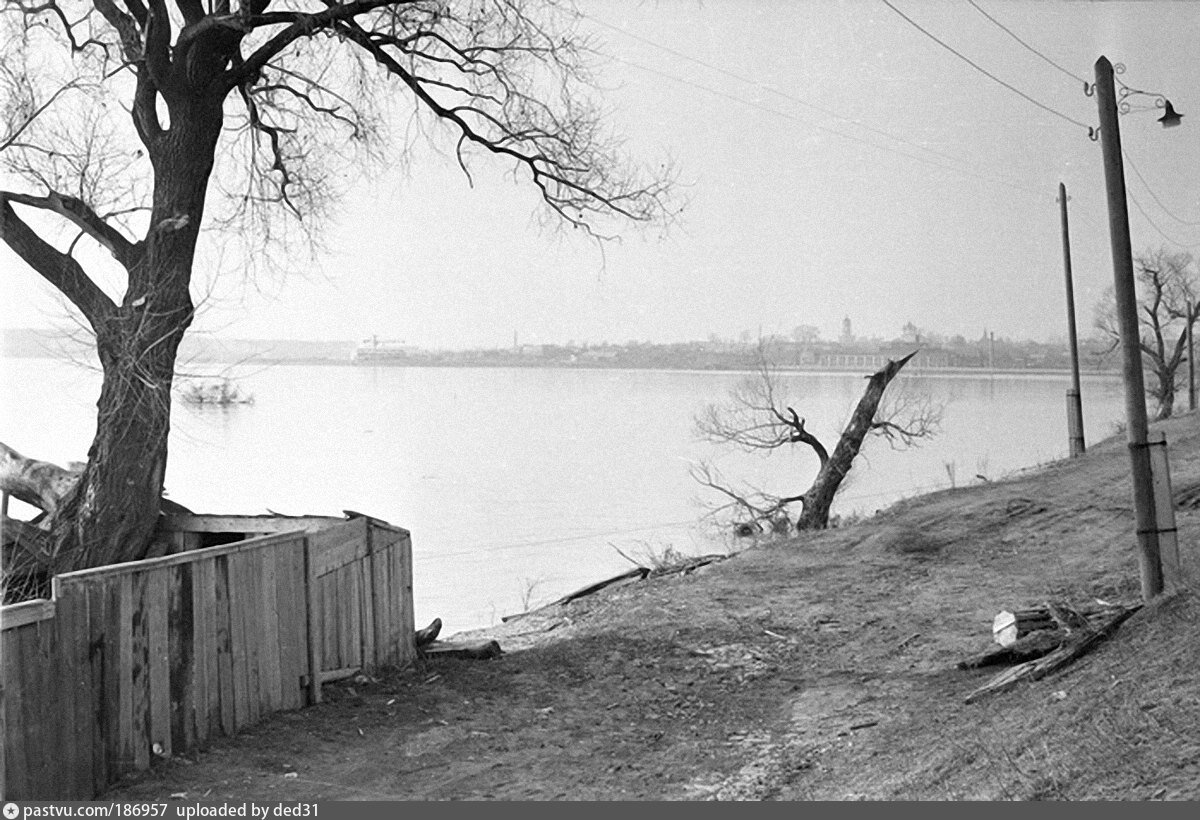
<box><xmin>959</xmin><ymin>600</ymin><xmax>1141</xmax><ymax>703</ymax></box>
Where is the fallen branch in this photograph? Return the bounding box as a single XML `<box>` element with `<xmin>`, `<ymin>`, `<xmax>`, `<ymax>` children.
<box><xmin>964</xmin><ymin>605</ymin><xmax>1142</xmax><ymax>703</ymax></box>
<box><xmin>957</xmin><ymin>630</ymin><xmax>1066</xmax><ymax>670</ymax></box>
<box><xmin>421</xmin><ymin>639</ymin><xmax>502</xmax><ymax>660</ymax></box>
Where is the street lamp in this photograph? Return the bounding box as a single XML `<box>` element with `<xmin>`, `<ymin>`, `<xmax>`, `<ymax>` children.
<box><xmin>1091</xmin><ymin>56</ymin><xmax>1180</xmax><ymax>601</ymax></box>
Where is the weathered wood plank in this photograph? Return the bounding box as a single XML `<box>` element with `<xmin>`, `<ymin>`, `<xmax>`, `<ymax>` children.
<box><xmin>0</xmin><ymin>599</ymin><xmax>55</xmax><ymax>630</ymax></box>
<box><xmin>303</xmin><ymin>537</ymin><xmax>321</xmax><ymax>706</ymax></box>
<box><xmin>321</xmin><ymin>572</ymin><xmax>338</xmax><ymax>671</ymax></box>
<box><xmin>244</xmin><ymin>551</ymin><xmax>263</xmax><ymax>726</ymax></box>
<box><xmin>3</xmin><ymin>629</ymin><xmax>28</xmax><ymax>799</ymax></box>
<box><xmin>259</xmin><ymin>547</ymin><xmax>282</xmax><ymax>713</ymax></box>
<box><xmin>397</xmin><ymin>533</ymin><xmax>417</xmax><ymax>668</ymax></box>
<box><xmin>347</xmin><ymin>561</ymin><xmax>362</xmax><ymax>669</ymax></box>
<box><xmin>361</xmin><ymin>546</ymin><xmax>376</xmax><ymax>668</ymax></box>
<box><xmin>114</xmin><ymin>574</ymin><xmax>135</xmax><ymax>779</ymax></box>
<box><xmin>129</xmin><ymin>573</ymin><xmax>151</xmax><ymax>772</ymax></box>
<box><xmin>369</xmin><ymin>529</ymin><xmax>390</xmax><ymax>666</ymax></box>
<box><xmin>54</xmin><ymin>529</ymin><xmax>321</xmax><ymax>584</ymax></box>
<box><xmin>167</xmin><ymin>563</ymin><xmax>195</xmax><ymax>754</ymax></box>
<box><xmin>147</xmin><ymin>570</ymin><xmax>171</xmax><ymax>760</ymax></box>
<box><xmin>214</xmin><ymin>555</ymin><xmax>236</xmax><ymax>736</ymax></box>
<box><xmin>159</xmin><ymin>514</ymin><xmax>343</xmax><ymax>535</ymax></box>
<box><xmin>309</xmin><ymin>517</ymin><xmax>370</xmax><ymax>577</ymax></box>
<box><xmin>87</xmin><ymin>580</ymin><xmax>110</xmax><ymax>797</ymax></box>
<box><xmin>192</xmin><ymin>558</ymin><xmax>215</xmax><ymax>746</ymax></box>
<box><xmin>272</xmin><ymin>544</ymin><xmax>299</xmax><ymax>711</ymax></box>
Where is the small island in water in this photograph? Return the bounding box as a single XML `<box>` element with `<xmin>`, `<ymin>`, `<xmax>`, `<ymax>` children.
<box><xmin>179</xmin><ymin>378</ymin><xmax>254</xmax><ymax>406</ymax></box>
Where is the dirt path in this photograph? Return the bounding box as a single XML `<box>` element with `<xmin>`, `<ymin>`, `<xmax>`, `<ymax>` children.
<box><xmin>103</xmin><ymin>415</ymin><xmax>1200</xmax><ymax>801</ymax></box>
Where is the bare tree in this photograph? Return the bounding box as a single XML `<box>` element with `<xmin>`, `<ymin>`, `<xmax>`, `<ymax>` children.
<box><xmin>1094</xmin><ymin>248</ymin><xmax>1199</xmax><ymax>420</ymax></box>
<box><xmin>693</xmin><ymin>345</ymin><xmax>941</xmax><ymax>533</ymax></box>
<box><xmin>1</xmin><ymin>1</ymin><xmax>673</xmax><ymax>573</ymax></box>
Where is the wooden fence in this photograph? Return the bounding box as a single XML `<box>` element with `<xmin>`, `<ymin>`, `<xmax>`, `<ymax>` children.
<box><xmin>0</xmin><ymin>512</ymin><xmax>416</xmax><ymax>800</ymax></box>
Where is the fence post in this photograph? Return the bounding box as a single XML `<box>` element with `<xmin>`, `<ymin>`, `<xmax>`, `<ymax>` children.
<box><xmin>1147</xmin><ymin>431</ymin><xmax>1182</xmax><ymax>591</ymax></box>
<box><xmin>302</xmin><ymin>536</ymin><xmax>321</xmax><ymax>705</ymax></box>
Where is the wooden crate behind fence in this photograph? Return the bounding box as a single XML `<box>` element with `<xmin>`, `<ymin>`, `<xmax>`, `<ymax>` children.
<box><xmin>0</xmin><ymin>514</ymin><xmax>416</xmax><ymax>800</ymax></box>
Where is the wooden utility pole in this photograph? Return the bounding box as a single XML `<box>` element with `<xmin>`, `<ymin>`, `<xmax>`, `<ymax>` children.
<box><xmin>1059</xmin><ymin>182</ymin><xmax>1086</xmax><ymax>457</ymax></box>
<box><xmin>1094</xmin><ymin>55</ymin><xmax>1163</xmax><ymax>601</ymax></box>
<box><xmin>1189</xmin><ymin>301</ymin><xmax>1196</xmax><ymax>412</ymax></box>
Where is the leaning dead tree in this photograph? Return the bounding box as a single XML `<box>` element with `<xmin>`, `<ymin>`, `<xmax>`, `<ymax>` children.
<box><xmin>693</xmin><ymin>348</ymin><xmax>941</xmax><ymax>532</ymax></box>
<box><xmin>1</xmin><ymin>1</ymin><xmax>673</xmax><ymax>574</ymax></box>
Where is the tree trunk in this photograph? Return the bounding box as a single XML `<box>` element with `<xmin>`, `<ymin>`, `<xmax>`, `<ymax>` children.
<box><xmin>51</xmin><ymin>315</ymin><xmax>189</xmax><ymax>570</ymax></box>
<box><xmin>795</xmin><ymin>352</ymin><xmax>918</xmax><ymax>530</ymax></box>
<box><xmin>50</xmin><ymin>99</ymin><xmax>223</xmax><ymax>571</ymax></box>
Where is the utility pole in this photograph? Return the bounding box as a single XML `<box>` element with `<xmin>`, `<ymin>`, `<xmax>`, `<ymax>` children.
<box><xmin>1094</xmin><ymin>55</ymin><xmax>1163</xmax><ymax>601</ymax></box>
<box><xmin>1189</xmin><ymin>300</ymin><xmax>1196</xmax><ymax>412</ymax></box>
<box><xmin>1059</xmin><ymin>182</ymin><xmax>1086</xmax><ymax>457</ymax></box>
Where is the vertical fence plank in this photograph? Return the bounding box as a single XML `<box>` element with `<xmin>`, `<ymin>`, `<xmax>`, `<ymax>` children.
<box><xmin>369</xmin><ymin>529</ymin><xmax>390</xmax><ymax>666</ymax></box>
<box><xmin>0</xmin><ymin>629</ymin><xmax>14</xmax><ymax>801</ymax></box>
<box><xmin>398</xmin><ymin>533</ymin><xmax>416</xmax><ymax>667</ymax></box>
<box><xmin>114</xmin><ymin>574</ymin><xmax>134</xmax><ymax>779</ymax></box>
<box><xmin>191</xmin><ymin>558</ymin><xmax>215</xmax><ymax>746</ymax></box>
<box><xmin>168</xmin><ymin>563</ymin><xmax>196</xmax><ymax>754</ymax></box>
<box><xmin>129</xmin><ymin>572</ymin><xmax>151</xmax><ymax>772</ymax></box>
<box><xmin>259</xmin><ymin>547</ymin><xmax>282</xmax><ymax>713</ymax></box>
<box><xmin>361</xmin><ymin>546</ymin><xmax>376</xmax><ymax>668</ymax></box>
<box><xmin>147</xmin><ymin>570</ymin><xmax>171</xmax><ymax>759</ymax></box>
<box><xmin>347</xmin><ymin>562</ymin><xmax>362</xmax><ymax>669</ymax></box>
<box><xmin>4</xmin><ymin>628</ymin><xmax>28</xmax><ymax>799</ymax></box>
<box><xmin>214</xmin><ymin>555</ymin><xmax>236</xmax><ymax>736</ymax></box>
<box><xmin>303</xmin><ymin>537</ymin><xmax>321</xmax><ymax>705</ymax></box>
<box><xmin>87</xmin><ymin>580</ymin><xmax>110</xmax><ymax>797</ymax></box>
<box><xmin>243</xmin><ymin>551</ymin><xmax>262</xmax><ymax>726</ymax></box>
<box><xmin>284</xmin><ymin>542</ymin><xmax>307</xmax><ymax>709</ymax></box>
<box><xmin>21</xmin><ymin>624</ymin><xmax>46</xmax><ymax>796</ymax></box>
<box><xmin>320</xmin><ymin>573</ymin><xmax>336</xmax><ymax>671</ymax></box>
<box><xmin>225</xmin><ymin>553</ymin><xmax>249</xmax><ymax>730</ymax></box>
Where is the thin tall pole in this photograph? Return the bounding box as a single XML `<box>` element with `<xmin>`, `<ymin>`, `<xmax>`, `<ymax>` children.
<box><xmin>1095</xmin><ymin>55</ymin><xmax>1163</xmax><ymax>601</ymax></box>
<box><xmin>1188</xmin><ymin>300</ymin><xmax>1196</xmax><ymax>412</ymax></box>
<box><xmin>1059</xmin><ymin>182</ymin><xmax>1086</xmax><ymax>456</ymax></box>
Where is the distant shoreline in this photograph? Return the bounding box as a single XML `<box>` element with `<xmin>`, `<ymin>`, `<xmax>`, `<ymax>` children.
<box><xmin>2</xmin><ymin>350</ymin><xmax>1123</xmax><ymax>381</ymax></box>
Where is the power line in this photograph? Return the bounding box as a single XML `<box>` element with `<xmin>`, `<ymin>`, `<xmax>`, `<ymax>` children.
<box><xmin>1127</xmin><ymin>189</ymin><xmax>1200</xmax><ymax>250</ymax></box>
<box><xmin>1122</xmin><ymin>148</ymin><xmax>1200</xmax><ymax>228</ymax></box>
<box><xmin>966</xmin><ymin>0</ymin><xmax>1088</xmax><ymax>86</ymax></box>
<box><xmin>583</xmin><ymin>9</ymin><xmax>987</xmax><ymax>170</ymax></box>
<box><xmin>959</xmin><ymin>2</ymin><xmax>1199</xmax><ymax>238</ymax></box>
<box><xmin>879</xmin><ymin>0</ymin><xmax>1092</xmax><ymax>131</ymax></box>
<box><xmin>582</xmin><ymin>12</ymin><xmax>1045</xmax><ymax>197</ymax></box>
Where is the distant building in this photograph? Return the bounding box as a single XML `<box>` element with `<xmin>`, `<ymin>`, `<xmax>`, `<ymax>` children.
<box><xmin>839</xmin><ymin>316</ymin><xmax>854</xmax><ymax>345</ymax></box>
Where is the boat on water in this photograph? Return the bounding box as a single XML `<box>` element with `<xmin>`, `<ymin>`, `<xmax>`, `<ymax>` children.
<box><xmin>178</xmin><ymin>378</ymin><xmax>255</xmax><ymax>406</ymax></box>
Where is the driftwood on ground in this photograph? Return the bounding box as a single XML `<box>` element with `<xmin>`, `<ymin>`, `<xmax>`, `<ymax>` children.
<box><xmin>992</xmin><ymin>601</ymin><xmax>1124</xmax><ymax>646</ymax></box>
<box><xmin>421</xmin><ymin>639</ymin><xmax>503</xmax><ymax>660</ymax></box>
<box><xmin>957</xmin><ymin>630</ymin><xmax>1066</xmax><ymax>670</ymax></box>
<box><xmin>964</xmin><ymin>605</ymin><xmax>1142</xmax><ymax>703</ymax></box>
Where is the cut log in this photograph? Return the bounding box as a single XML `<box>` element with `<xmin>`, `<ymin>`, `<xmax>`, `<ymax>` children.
<box><xmin>421</xmin><ymin>639</ymin><xmax>502</xmax><ymax>660</ymax></box>
<box><xmin>965</xmin><ymin>605</ymin><xmax>1141</xmax><ymax>703</ymax></box>
<box><xmin>958</xmin><ymin>629</ymin><xmax>1066</xmax><ymax>669</ymax></box>
<box><xmin>993</xmin><ymin>601</ymin><xmax>1127</xmax><ymax>646</ymax></box>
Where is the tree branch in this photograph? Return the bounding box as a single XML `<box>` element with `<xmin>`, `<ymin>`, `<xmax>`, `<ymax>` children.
<box><xmin>1</xmin><ymin>190</ymin><xmax>138</xmax><ymax>266</ymax></box>
<box><xmin>0</xmin><ymin>196</ymin><xmax>118</xmax><ymax>328</ymax></box>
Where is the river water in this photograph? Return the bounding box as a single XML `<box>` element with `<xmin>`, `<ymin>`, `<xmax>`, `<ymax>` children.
<box><xmin>0</xmin><ymin>356</ymin><xmax>1128</xmax><ymax>634</ymax></box>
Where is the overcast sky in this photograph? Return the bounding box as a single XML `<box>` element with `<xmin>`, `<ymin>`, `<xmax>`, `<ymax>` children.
<box><xmin>4</xmin><ymin>0</ymin><xmax>1199</xmax><ymax>349</ymax></box>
